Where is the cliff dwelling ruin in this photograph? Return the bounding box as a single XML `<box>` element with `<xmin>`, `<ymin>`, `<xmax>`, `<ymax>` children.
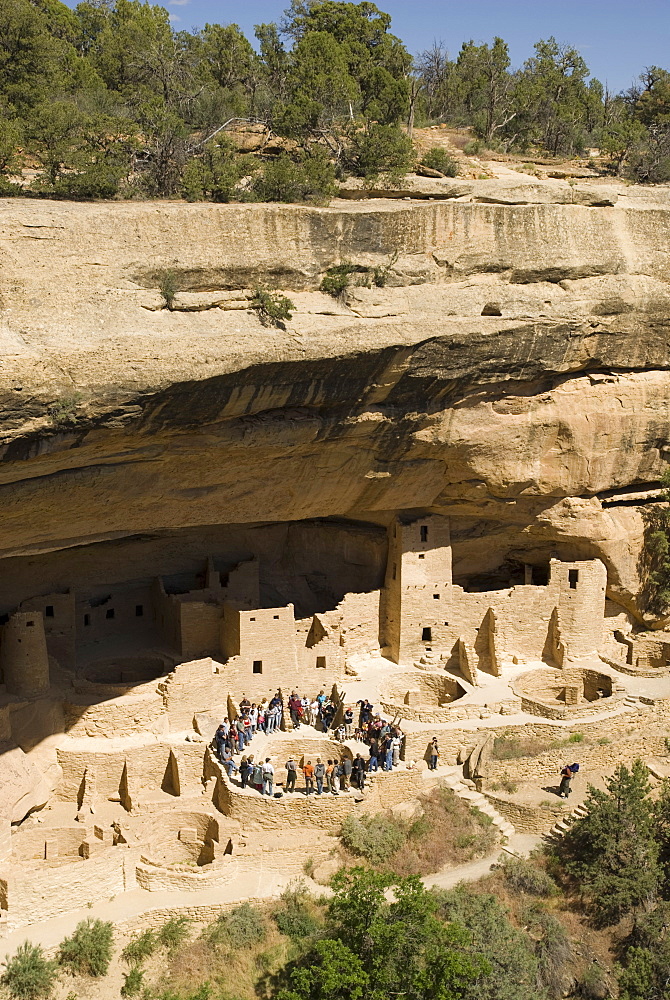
<box><xmin>1</xmin><ymin>184</ymin><xmax>670</xmax><ymax>941</ymax></box>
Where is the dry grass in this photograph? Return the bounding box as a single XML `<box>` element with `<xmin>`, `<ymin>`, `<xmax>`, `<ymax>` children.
<box><xmin>337</xmin><ymin>785</ymin><xmax>498</xmax><ymax>877</ymax></box>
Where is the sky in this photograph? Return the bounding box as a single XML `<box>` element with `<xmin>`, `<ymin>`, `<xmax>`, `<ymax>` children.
<box><xmin>156</xmin><ymin>0</ymin><xmax>670</xmax><ymax>94</ymax></box>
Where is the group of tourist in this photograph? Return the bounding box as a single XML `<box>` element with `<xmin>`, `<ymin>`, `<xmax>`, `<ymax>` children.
<box><xmin>211</xmin><ymin>688</ymin><xmax>412</xmax><ymax>797</ymax></box>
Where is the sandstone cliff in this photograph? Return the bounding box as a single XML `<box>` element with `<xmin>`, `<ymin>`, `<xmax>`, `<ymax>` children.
<box><xmin>0</xmin><ymin>177</ymin><xmax>669</xmax><ymax>619</ymax></box>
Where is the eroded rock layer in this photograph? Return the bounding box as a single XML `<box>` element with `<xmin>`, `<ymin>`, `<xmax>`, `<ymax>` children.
<box><xmin>0</xmin><ymin>182</ymin><xmax>669</xmax><ymax>617</ymax></box>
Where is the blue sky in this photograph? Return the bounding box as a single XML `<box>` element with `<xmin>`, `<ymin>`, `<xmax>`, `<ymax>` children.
<box><xmin>99</xmin><ymin>0</ymin><xmax>670</xmax><ymax>94</ymax></box>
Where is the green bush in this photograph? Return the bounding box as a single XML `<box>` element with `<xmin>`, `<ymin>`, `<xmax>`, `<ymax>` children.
<box><xmin>568</xmin><ymin>732</ymin><xmax>584</xmax><ymax>743</ymax></box>
<box><xmin>421</xmin><ymin>147</ymin><xmax>459</xmax><ymax>176</ymax></box>
<box><xmin>349</xmin><ymin>123</ymin><xmax>414</xmax><ymax>180</ymax></box>
<box><xmin>524</xmin><ymin>904</ymin><xmax>572</xmax><ymax>999</ymax></box>
<box><xmin>272</xmin><ymin>881</ymin><xmax>321</xmax><ymax>939</ymax></box>
<box><xmin>121</xmin><ymin>966</ymin><xmax>145</xmax><ymax>997</ymax></box>
<box><xmin>498</xmin><ymin>854</ymin><xmax>557</xmax><ymax>896</ymax></box>
<box><xmin>340</xmin><ymin>813</ymin><xmax>404</xmax><ymax>864</ymax></box>
<box><xmin>47</xmin><ymin>392</ymin><xmax>83</xmax><ymax>428</ymax></box>
<box><xmin>250</xmin><ymin>287</ymin><xmax>294</xmax><ymax>328</ymax></box>
<box><xmin>464</xmin><ymin>139</ymin><xmax>484</xmax><ymax>155</ymax></box>
<box><xmin>121</xmin><ymin>929</ymin><xmax>158</xmax><ymax>967</ymax></box>
<box><xmin>182</xmin><ymin>142</ymin><xmax>256</xmax><ymax>202</ymax></box>
<box><xmin>157</xmin><ymin>269</ymin><xmax>179</xmax><ymax>309</ymax></box>
<box><xmin>251</xmin><ymin>149</ymin><xmax>337</xmax><ymax>204</ymax></box>
<box><xmin>205</xmin><ymin>902</ymin><xmax>267</xmax><ymax>952</ymax></box>
<box><xmin>1</xmin><ymin>943</ymin><xmax>58</xmax><ymax>1000</ymax></box>
<box><xmin>157</xmin><ymin>917</ymin><xmax>191</xmax><ymax>953</ymax></box>
<box><xmin>58</xmin><ymin>919</ymin><xmax>114</xmax><ymax>977</ymax></box>
<box><xmin>319</xmin><ymin>260</ymin><xmax>366</xmax><ymax>297</ymax></box>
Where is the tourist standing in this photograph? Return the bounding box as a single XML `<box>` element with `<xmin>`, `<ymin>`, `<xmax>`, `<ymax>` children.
<box><xmin>559</xmin><ymin>763</ymin><xmax>579</xmax><ymax>798</ymax></box>
<box><xmin>326</xmin><ymin>759</ymin><xmax>338</xmax><ymax>795</ymax></box>
<box><xmin>303</xmin><ymin>760</ymin><xmax>315</xmax><ymax>795</ymax></box>
<box><xmin>314</xmin><ymin>758</ymin><xmax>326</xmax><ymax>795</ymax></box>
<box><xmin>353</xmin><ymin>753</ymin><xmax>367</xmax><ymax>791</ymax></box>
<box><xmin>239</xmin><ymin>756</ymin><xmax>250</xmax><ymax>789</ymax></box>
<box><xmin>368</xmin><ymin>738</ymin><xmax>379</xmax><ymax>771</ymax></box>
<box><xmin>262</xmin><ymin>758</ymin><xmax>274</xmax><ymax>796</ymax></box>
<box><xmin>429</xmin><ymin>737</ymin><xmax>440</xmax><ymax>770</ymax></box>
<box><xmin>285</xmin><ymin>756</ymin><xmax>297</xmax><ymax>793</ymax></box>
<box><xmin>340</xmin><ymin>755</ymin><xmax>352</xmax><ymax>791</ymax></box>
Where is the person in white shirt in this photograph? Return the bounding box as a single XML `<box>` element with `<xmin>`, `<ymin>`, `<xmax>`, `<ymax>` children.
<box><xmin>261</xmin><ymin>758</ymin><xmax>275</xmax><ymax>796</ymax></box>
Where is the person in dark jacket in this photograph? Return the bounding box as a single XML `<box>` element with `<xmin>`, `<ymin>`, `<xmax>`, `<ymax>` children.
<box><xmin>352</xmin><ymin>753</ymin><xmax>367</xmax><ymax>790</ymax></box>
<box><xmin>559</xmin><ymin>762</ymin><xmax>579</xmax><ymax>798</ymax></box>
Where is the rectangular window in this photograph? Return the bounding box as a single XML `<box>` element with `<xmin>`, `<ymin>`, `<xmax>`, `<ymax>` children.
<box><xmin>316</xmin><ymin>656</ymin><xmax>326</xmax><ymax>668</ymax></box>
<box><xmin>420</xmin><ymin>525</ymin><xmax>428</xmax><ymax>542</ymax></box>
<box><xmin>418</xmin><ymin>554</ymin><xmax>425</xmax><ymax>560</ymax></box>
<box><xmin>273</xmin><ymin>615</ymin><xmax>279</xmax><ymax>620</ymax></box>
<box><xmin>422</xmin><ymin>627</ymin><xmax>432</xmax><ymax>642</ymax></box>
<box><xmin>252</xmin><ymin>660</ymin><xmax>263</xmax><ymax>674</ymax></box>
<box><xmin>105</xmin><ymin>608</ymin><xmax>115</xmax><ymax>620</ymax></box>
<box><xmin>250</xmin><ymin>617</ymin><xmax>256</xmax><ymax>622</ymax></box>
<box><xmin>45</xmin><ymin>605</ymin><xmax>54</xmax><ymax>618</ymax></box>
<box><xmin>392</xmin><ymin>564</ymin><xmax>397</xmax><ymax>580</ymax></box>
<box><xmin>84</xmin><ymin>614</ymin><xmax>90</xmax><ymax>627</ymax></box>
<box><xmin>433</xmin><ymin>594</ymin><xmax>440</xmax><ymax>600</ymax></box>
<box><xmin>135</xmin><ymin>605</ymin><xmax>143</xmax><ymax>617</ymax></box>
<box><xmin>26</xmin><ymin>620</ymin><xmax>34</xmax><ymax>627</ymax></box>
<box><xmin>568</xmin><ymin>569</ymin><xmax>579</xmax><ymax>590</ymax></box>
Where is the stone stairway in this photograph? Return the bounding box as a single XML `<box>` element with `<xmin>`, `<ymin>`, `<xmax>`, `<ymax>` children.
<box><xmin>430</xmin><ymin>766</ymin><xmax>516</xmax><ymax>842</ymax></box>
<box><xmin>547</xmin><ymin>800</ymin><xmax>588</xmax><ymax>839</ymax></box>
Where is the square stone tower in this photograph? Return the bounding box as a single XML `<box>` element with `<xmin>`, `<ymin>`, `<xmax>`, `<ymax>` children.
<box><xmin>381</xmin><ymin>515</ymin><xmax>452</xmax><ymax>664</ymax></box>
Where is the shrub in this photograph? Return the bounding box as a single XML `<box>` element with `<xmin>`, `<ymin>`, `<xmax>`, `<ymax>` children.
<box><xmin>58</xmin><ymin>919</ymin><xmax>113</xmax><ymax>978</ymax></box>
<box><xmin>250</xmin><ymin>288</ymin><xmax>294</xmax><ymax>328</ymax></box>
<box><xmin>121</xmin><ymin>929</ymin><xmax>158</xmax><ymax>967</ymax></box>
<box><xmin>182</xmin><ymin>141</ymin><xmax>256</xmax><ymax>202</ymax></box>
<box><xmin>568</xmin><ymin>732</ymin><xmax>584</xmax><ymax>743</ymax></box>
<box><xmin>464</xmin><ymin>139</ymin><xmax>484</xmax><ymax>155</ymax></box>
<box><xmin>498</xmin><ymin>854</ymin><xmax>557</xmax><ymax>896</ymax></box>
<box><xmin>319</xmin><ymin>260</ymin><xmax>366</xmax><ymax>297</ymax></box>
<box><xmin>491</xmin><ymin>775</ymin><xmax>518</xmax><ymax>794</ymax></box>
<box><xmin>251</xmin><ymin>149</ymin><xmax>336</xmax><ymax>204</ymax></box>
<box><xmin>349</xmin><ymin>123</ymin><xmax>414</xmax><ymax>180</ymax></box>
<box><xmin>205</xmin><ymin>902</ymin><xmax>267</xmax><ymax>952</ymax></box>
<box><xmin>158</xmin><ymin>268</ymin><xmax>179</xmax><ymax>309</ymax></box>
<box><xmin>340</xmin><ymin>813</ymin><xmax>404</xmax><ymax>864</ymax></box>
<box><xmin>272</xmin><ymin>881</ymin><xmax>321</xmax><ymax>938</ymax></box>
<box><xmin>524</xmin><ymin>903</ymin><xmax>572</xmax><ymax>999</ymax></box>
<box><xmin>157</xmin><ymin>917</ymin><xmax>191</xmax><ymax>953</ymax></box>
<box><xmin>421</xmin><ymin>147</ymin><xmax>459</xmax><ymax>176</ymax></box>
<box><xmin>121</xmin><ymin>966</ymin><xmax>145</xmax><ymax>997</ymax></box>
<box><xmin>47</xmin><ymin>392</ymin><xmax>83</xmax><ymax>428</ymax></box>
<box><xmin>1</xmin><ymin>943</ymin><xmax>58</xmax><ymax>1000</ymax></box>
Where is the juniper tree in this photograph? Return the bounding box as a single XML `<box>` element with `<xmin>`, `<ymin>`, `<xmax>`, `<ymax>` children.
<box><xmin>559</xmin><ymin>760</ymin><xmax>660</xmax><ymax>925</ymax></box>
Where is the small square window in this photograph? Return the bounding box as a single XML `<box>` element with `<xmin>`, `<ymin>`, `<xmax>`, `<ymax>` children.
<box><xmin>316</xmin><ymin>656</ymin><xmax>326</xmax><ymax>668</ymax></box>
<box><xmin>418</xmin><ymin>554</ymin><xmax>425</xmax><ymax>560</ymax></box>
<box><xmin>45</xmin><ymin>605</ymin><xmax>54</xmax><ymax>618</ymax></box>
<box><xmin>84</xmin><ymin>614</ymin><xmax>90</xmax><ymax>627</ymax></box>
<box><xmin>433</xmin><ymin>594</ymin><xmax>440</xmax><ymax>600</ymax></box>
<box><xmin>135</xmin><ymin>605</ymin><xmax>143</xmax><ymax>617</ymax></box>
<box><xmin>253</xmin><ymin>660</ymin><xmax>263</xmax><ymax>674</ymax></box>
<box><xmin>105</xmin><ymin>608</ymin><xmax>115</xmax><ymax>620</ymax></box>
<box><xmin>250</xmin><ymin>617</ymin><xmax>256</xmax><ymax>622</ymax></box>
<box><xmin>26</xmin><ymin>620</ymin><xmax>34</xmax><ymax>627</ymax></box>
<box><xmin>421</xmin><ymin>627</ymin><xmax>432</xmax><ymax>642</ymax></box>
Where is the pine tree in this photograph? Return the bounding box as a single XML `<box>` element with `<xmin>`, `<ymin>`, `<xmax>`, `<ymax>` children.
<box><xmin>560</xmin><ymin>760</ymin><xmax>660</xmax><ymax>925</ymax></box>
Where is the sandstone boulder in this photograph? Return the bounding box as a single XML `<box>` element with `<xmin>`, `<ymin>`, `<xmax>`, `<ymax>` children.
<box><xmin>0</xmin><ymin>744</ymin><xmax>58</xmax><ymax>823</ymax></box>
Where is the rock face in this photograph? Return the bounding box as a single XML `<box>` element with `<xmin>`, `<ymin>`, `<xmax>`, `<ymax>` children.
<box><xmin>0</xmin><ymin>182</ymin><xmax>669</xmax><ymax>619</ymax></box>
